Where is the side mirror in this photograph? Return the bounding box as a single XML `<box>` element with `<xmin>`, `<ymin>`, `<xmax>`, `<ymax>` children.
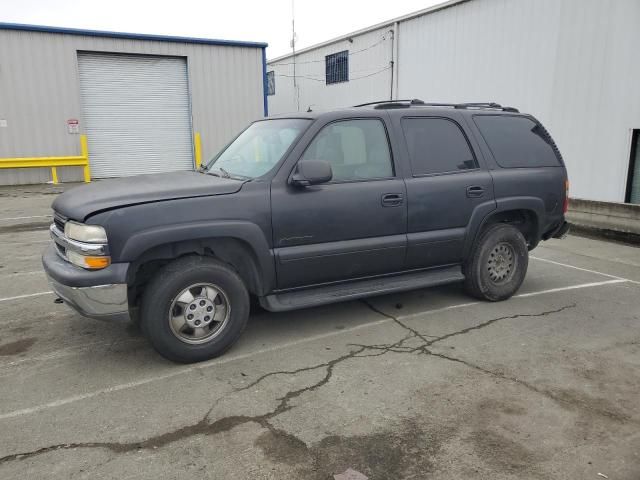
<box><xmin>290</xmin><ymin>160</ymin><xmax>333</xmax><ymax>187</ymax></box>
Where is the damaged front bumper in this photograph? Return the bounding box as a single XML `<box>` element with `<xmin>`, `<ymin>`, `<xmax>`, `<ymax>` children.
<box><xmin>42</xmin><ymin>244</ymin><xmax>130</xmax><ymax>322</ymax></box>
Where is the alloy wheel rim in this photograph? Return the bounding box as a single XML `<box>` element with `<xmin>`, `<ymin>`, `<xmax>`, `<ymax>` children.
<box><xmin>168</xmin><ymin>283</ymin><xmax>231</xmax><ymax>344</ymax></box>
<box><xmin>487</xmin><ymin>242</ymin><xmax>515</xmax><ymax>284</ymax></box>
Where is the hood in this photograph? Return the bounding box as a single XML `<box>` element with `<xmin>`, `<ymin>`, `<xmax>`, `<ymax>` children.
<box><xmin>53</xmin><ymin>171</ymin><xmax>244</xmax><ymax>220</ymax></box>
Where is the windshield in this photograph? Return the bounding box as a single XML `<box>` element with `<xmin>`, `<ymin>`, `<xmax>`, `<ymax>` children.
<box><xmin>205</xmin><ymin>119</ymin><xmax>311</xmax><ymax>179</ymax></box>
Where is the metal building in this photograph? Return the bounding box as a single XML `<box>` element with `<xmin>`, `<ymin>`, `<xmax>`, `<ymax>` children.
<box><xmin>267</xmin><ymin>0</ymin><xmax>640</xmax><ymax>204</ymax></box>
<box><xmin>0</xmin><ymin>23</ymin><xmax>268</xmax><ymax>185</ymax></box>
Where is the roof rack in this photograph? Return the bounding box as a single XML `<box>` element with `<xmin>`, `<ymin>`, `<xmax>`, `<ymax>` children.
<box><xmin>353</xmin><ymin>99</ymin><xmax>519</xmax><ymax>113</ymax></box>
<box><xmin>353</xmin><ymin>99</ymin><xmax>426</xmax><ymax>108</ymax></box>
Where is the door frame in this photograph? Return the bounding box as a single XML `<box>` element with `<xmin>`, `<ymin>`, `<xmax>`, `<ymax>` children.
<box><xmin>624</xmin><ymin>128</ymin><xmax>640</xmax><ymax>203</ymax></box>
<box><xmin>269</xmin><ymin>110</ymin><xmax>410</xmax><ymax>289</ymax></box>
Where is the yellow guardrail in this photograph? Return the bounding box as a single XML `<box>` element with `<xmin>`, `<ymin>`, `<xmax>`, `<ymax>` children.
<box><xmin>0</xmin><ymin>134</ymin><xmax>91</xmax><ymax>184</ymax></box>
<box><xmin>1</xmin><ymin>132</ymin><xmax>204</xmax><ymax>182</ymax></box>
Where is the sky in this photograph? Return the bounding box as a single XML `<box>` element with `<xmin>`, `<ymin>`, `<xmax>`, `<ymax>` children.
<box><xmin>1</xmin><ymin>0</ymin><xmax>442</xmax><ymax>59</ymax></box>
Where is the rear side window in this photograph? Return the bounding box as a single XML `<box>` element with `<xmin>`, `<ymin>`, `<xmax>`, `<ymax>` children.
<box><xmin>474</xmin><ymin>115</ymin><xmax>561</xmax><ymax>168</ymax></box>
<box><xmin>401</xmin><ymin>118</ymin><xmax>477</xmax><ymax>176</ymax></box>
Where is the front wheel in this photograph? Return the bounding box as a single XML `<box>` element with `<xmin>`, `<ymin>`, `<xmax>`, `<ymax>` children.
<box><xmin>140</xmin><ymin>256</ymin><xmax>249</xmax><ymax>363</ymax></box>
<box><xmin>464</xmin><ymin>223</ymin><xmax>529</xmax><ymax>301</ymax></box>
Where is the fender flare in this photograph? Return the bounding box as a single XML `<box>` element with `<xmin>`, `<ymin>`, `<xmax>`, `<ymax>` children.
<box><xmin>120</xmin><ymin>220</ymin><xmax>274</xmax><ymax>294</ymax></box>
<box><xmin>463</xmin><ymin>197</ymin><xmax>544</xmax><ymax>256</ymax></box>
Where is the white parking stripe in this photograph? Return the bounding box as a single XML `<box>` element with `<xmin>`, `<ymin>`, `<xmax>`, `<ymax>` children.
<box><xmin>0</xmin><ymin>271</ymin><xmax>43</xmax><ymax>277</ymax></box>
<box><xmin>0</xmin><ymin>291</ymin><xmax>52</xmax><ymax>303</ymax></box>
<box><xmin>515</xmin><ymin>279</ymin><xmax>627</xmax><ymax>297</ymax></box>
<box><xmin>1</xmin><ymin>240</ymin><xmax>50</xmax><ymax>244</ymax></box>
<box><xmin>0</xmin><ymin>215</ymin><xmax>51</xmax><ymax>221</ymax></box>
<box><xmin>0</xmin><ymin>276</ymin><xmax>630</xmax><ymax>421</ymax></box>
<box><xmin>531</xmin><ymin>256</ymin><xmax>625</xmax><ymax>280</ymax></box>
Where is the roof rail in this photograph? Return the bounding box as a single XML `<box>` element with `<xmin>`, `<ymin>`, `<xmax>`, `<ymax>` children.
<box><xmin>353</xmin><ymin>99</ymin><xmax>519</xmax><ymax>112</ymax></box>
<box><xmin>453</xmin><ymin>102</ymin><xmax>520</xmax><ymax>112</ymax></box>
<box><xmin>353</xmin><ymin>99</ymin><xmax>425</xmax><ymax>108</ymax></box>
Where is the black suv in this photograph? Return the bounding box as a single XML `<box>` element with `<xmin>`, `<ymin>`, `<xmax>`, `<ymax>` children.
<box><xmin>43</xmin><ymin>100</ymin><xmax>569</xmax><ymax>363</ymax></box>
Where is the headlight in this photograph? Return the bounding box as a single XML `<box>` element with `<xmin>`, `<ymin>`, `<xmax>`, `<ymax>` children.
<box><xmin>64</xmin><ymin>221</ymin><xmax>108</xmax><ymax>243</ymax></box>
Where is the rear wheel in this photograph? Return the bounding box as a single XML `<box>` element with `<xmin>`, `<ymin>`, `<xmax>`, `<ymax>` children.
<box><xmin>464</xmin><ymin>223</ymin><xmax>528</xmax><ymax>301</ymax></box>
<box><xmin>140</xmin><ymin>256</ymin><xmax>249</xmax><ymax>363</ymax></box>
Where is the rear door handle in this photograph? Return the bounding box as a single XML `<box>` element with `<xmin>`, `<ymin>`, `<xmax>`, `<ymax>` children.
<box><xmin>466</xmin><ymin>186</ymin><xmax>485</xmax><ymax>198</ymax></box>
<box><xmin>381</xmin><ymin>193</ymin><xmax>404</xmax><ymax>207</ymax></box>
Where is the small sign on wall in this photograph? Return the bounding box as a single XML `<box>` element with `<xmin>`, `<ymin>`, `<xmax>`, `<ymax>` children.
<box><xmin>67</xmin><ymin>119</ymin><xmax>79</xmax><ymax>134</ymax></box>
<box><xmin>0</xmin><ymin>119</ymin><xmax>7</xmax><ymax>128</ymax></box>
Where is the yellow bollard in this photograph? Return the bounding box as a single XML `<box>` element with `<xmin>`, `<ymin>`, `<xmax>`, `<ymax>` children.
<box><xmin>80</xmin><ymin>134</ymin><xmax>91</xmax><ymax>182</ymax></box>
<box><xmin>194</xmin><ymin>132</ymin><xmax>202</xmax><ymax>169</ymax></box>
<box><xmin>51</xmin><ymin>167</ymin><xmax>59</xmax><ymax>184</ymax></box>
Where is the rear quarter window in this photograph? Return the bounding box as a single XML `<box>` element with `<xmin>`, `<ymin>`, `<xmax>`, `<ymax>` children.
<box><xmin>473</xmin><ymin>115</ymin><xmax>562</xmax><ymax>168</ymax></box>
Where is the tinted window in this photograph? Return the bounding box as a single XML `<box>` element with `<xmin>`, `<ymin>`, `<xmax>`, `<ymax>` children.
<box><xmin>401</xmin><ymin>118</ymin><xmax>476</xmax><ymax>175</ymax></box>
<box><xmin>474</xmin><ymin>115</ymin><xmax>561</xmax><ymax>168</ymax></box>
<box><xmin>301</xmin><ymin>119</ymin><xmax>393</xmax><ymax>181</ymax></box>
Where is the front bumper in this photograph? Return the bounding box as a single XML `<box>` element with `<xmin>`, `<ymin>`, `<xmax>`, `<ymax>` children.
<box><xmin>42</xmin><ymin>244</ymin><xmax>130</xmax><ymax>322</ymax></box>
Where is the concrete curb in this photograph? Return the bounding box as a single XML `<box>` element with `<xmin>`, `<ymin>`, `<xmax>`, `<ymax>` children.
<box><xmin>567</xmin><ymin>198</ymin><xmax>640</xmax><ymax>245</ymax></box>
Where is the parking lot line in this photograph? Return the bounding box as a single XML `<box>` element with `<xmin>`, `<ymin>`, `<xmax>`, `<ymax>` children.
<box><xmin>515</xmin><ymin>279</ymin><xmax>627</xmax><ymax>297</ymax></box>
<box><xmin>0</xmin><ymin>275</ymin><xmax>631</xmax><ymax>421</ymax></box>
<box><xmin>0</xmin><ymin>291</ymin><xmax>52</xmax><ymax>303</ymax></box>
<box><xmin>0</xmin><ymin>271</ymin><xmax>43</xmax><ymax>277</ymax></box>
<box><xmin>0</xmin><ymin>215</ymin><xmax>51</xmax><ymax>221</ymax></box>
<box><xmin>530</xmin><ymin>256</ymin><xmax>626</xmax><ymax>280</ymax></box>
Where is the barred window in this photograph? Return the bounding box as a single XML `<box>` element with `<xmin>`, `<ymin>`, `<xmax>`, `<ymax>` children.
<box><xmin>325</xmin><ymin>51</ymin><xmax>349</xmax><ymax>85</ymax></box>
<box><xmin>266</xmin><ymin>71</ymin><xmax>275</xmax><ymax>96</ymax></box>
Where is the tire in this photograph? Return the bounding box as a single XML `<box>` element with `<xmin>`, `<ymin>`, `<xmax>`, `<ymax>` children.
<box><xmin>140</xmin><ymin>256</ymin><xmax>249</xmax><ymax>363</ymax></box>
<box><xmin>464</xmin><ymin>223</ymin><xmax>528</xmax><ymax>301</ymax></box>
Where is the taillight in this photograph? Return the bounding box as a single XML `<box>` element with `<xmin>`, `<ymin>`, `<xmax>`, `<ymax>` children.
<box><xmin>563</xmin><ymin>179</ymin><xmax>569</xmax><ymax>214</ymax></box>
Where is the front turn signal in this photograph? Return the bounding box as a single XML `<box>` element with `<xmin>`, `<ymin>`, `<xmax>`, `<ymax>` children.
<box><xmin>84</xmin><ymin>256</ymin><xmax>111</xmax><ymax>269</ymax></box>
<box><xmin>67</xmin><ymin>250</ymin><xmax>111</xmax><ymax>270</ymax></box>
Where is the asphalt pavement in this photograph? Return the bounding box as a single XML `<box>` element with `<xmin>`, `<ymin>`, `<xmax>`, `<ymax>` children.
<box><xmin>0</xmin><ymin>183</ymin><xmax>639</xmax><ymax>479</ymax></box>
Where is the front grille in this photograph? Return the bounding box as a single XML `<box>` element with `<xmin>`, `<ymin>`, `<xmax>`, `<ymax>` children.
<box><xmin>53</xmin><ymin>212</ymin><xmax>67</xmax><ymax>233</ymax></box>
<box><xmin>55</xmin><ymin>242</ymin><xmax>67</xmax><ymax>258</ymax></box>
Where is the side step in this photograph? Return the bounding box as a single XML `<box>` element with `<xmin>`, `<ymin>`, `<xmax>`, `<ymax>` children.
<box><xmin>260</xmin><ymin>266</ymin><xmax>465</xmax><ymax>312</ymax></box>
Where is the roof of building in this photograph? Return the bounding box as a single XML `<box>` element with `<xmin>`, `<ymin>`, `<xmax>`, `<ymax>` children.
<box><xmin>0</xmin><ymin>22</ymin><xmax>267</xmax><ymax>49</ymax></box>
<box><xmin>268</xmin><ymin>0</ymin><xmax>471</xmax><ymax>63</ymax></box>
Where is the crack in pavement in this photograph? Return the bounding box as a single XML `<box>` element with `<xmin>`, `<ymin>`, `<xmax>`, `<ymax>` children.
<box><xmin>359</xmin><ymin>300</ymin><xmax>634</xmax><ymax>423</ymax></box>
<box><xmin>0</xmin><ymin>329</ymin><xmax>415</xmax><ymax>466</ymax></box>
<box><xmin>360</xmin><ymin>300</ymin><xmax>576</xmax><ymax>349</ymax></box>
<box><xmin>3</xmin><ymin>299</ymin><xmax>618</xmax><ymax>468</ymax></box>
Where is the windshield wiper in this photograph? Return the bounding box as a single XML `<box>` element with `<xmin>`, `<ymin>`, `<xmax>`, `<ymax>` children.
<box><xmin>206</xmin><ymin>167</ymin><xmax>230</xmax><ymax>178</ymax></box>
<box><xmin>206</xmin><ymin>167</ymin><xmax>251</xmax><ymax>181</ymax></box>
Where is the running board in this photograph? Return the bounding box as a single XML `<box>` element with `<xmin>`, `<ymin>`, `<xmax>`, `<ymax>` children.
<box><xmin>260</xmin><ymin>266</ymin><xmax>465</xmax><ymax>312</ymax></box>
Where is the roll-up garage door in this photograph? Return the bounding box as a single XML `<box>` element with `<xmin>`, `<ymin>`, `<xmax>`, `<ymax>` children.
<box><xmin>77</xmin><ymin>52</ymin><xmax>193</xmax><ymax>178</ymax></box>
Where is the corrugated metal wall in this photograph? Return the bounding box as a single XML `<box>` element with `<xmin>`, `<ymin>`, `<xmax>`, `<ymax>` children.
<box><xmin>397</xmin><ymin>0</ymin><xmax>640</xmax><ymax>203</ymax></box>
<box><xmin>267</xmin><ymin>0</ymin><xmax>640</xmax><ymax>203</ymax></box>
<box><xmin>267</xmin><ymin>26</ymin><xmax>393</xmax><ymax>114</ymax></box>
<box><xmin>0</xmin><ymin>29</ymin><xmax>265</xmax><ymax>185</ymax></box>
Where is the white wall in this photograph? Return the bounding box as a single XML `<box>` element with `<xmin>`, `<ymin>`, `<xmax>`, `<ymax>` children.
<box><xmin>267</xmin><ymin>0</ymin><xmax>640</xmax><ymax>203</ymax></box>
<box><xmin>268</xmin><ymin>26</ymin><xmax>392</xmax><ymax>114</ymax></box>
<box><xmin>398</xmin><ymin>0</ymin><xmax>640</xmax><ymax>202</ymax></box>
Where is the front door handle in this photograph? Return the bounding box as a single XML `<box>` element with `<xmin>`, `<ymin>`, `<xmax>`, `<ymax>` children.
<box><xmin>382</xmin><ymin>193</ymin><xmax>404</xmax><ymax>207</ymax></box>
<box><xmin>466</xmin><ymin>186</ymin><xmax>485</xmax><ymax>198</ymax></box>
